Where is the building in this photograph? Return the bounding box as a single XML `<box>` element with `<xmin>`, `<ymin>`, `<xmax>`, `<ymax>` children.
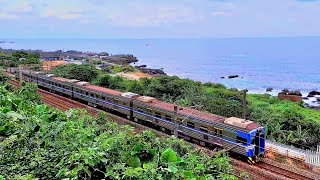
<box><xmin>40</xmin><ymin>52</ymin><xmax>62</xmax><ymax>61</ymax></box>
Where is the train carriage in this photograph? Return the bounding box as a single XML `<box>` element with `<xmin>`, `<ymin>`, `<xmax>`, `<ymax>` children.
<box><xmin>83</xmin><ymin>85</ymin><xmax>131</xmax><ymax>116</ymax></box>
<box><xmin>10</xmin><ymin>68</ymin><xmax>265</xmax><ymax>163</ymax></box>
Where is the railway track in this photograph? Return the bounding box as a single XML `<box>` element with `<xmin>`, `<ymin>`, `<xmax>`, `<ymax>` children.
<box><xmin>7</xmin><ymin>78</ymin><xmax>318</xmax><ymax>180</ymax></box>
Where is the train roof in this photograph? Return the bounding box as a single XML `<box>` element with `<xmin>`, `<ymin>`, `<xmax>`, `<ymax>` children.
<box><xmin>27</xmin><ymin>70</ymin><xmax>262</xmax><ymax>132</ymax></box>
<box><xmin>134</xmin><ymin>96</ymin><xmax>260</xmax><ymax>131</ymax></box>
<box><xmin>85</xmin><ymin>85</ymin><xmax>123</xmax><ymax>96</ymax></box>
<box><xmin>51</xmin><ymin>77</ymin><xmax>70</xmax><ymax>82</ymax></box>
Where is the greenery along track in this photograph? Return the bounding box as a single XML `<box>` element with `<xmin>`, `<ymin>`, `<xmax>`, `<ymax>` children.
<box><xmin>1</xmin><ymin>80</ymin><xmax>241</xmax><ymax>179</ymax></box>
<box><xmin>7</xmin><ymin>78</ymin><xmax>318</xmax><ymax>180</ymax></box>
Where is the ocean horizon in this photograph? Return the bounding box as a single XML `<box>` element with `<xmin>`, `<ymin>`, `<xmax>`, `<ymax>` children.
<box><xmin>1</xmin><ymin>37</ymin><xmax>320</xmax><ymax>97</ymax></box>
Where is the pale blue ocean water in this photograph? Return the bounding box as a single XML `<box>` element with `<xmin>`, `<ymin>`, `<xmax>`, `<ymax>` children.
<box><xmin>1</xmin><ymin>37</ymin><xmax>320</xmax><ymax>94</ymax></box>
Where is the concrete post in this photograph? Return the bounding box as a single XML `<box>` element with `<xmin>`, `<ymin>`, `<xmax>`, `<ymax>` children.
<box><xmin>173</xmin><ymin>105</ymin><xmax>178</xmax><ymax>138</ymax></box>
<box><xmin>242</xmin><ymin>90</ymin><xmax>248</xmax><ymax>119</ymax></box>
<box><xmin>18</xmin><ymin>65</ymin><xmax>22</xmax><ymax>83</ymax></box>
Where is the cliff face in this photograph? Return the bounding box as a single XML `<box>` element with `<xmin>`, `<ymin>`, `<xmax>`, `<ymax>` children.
<box><xmin>135</xmin><ymin>67</ymin><xmax>167</xmax><ymax>77</ymax></box>
<box><xmin>101</xmin><ymin>55</ymin><xmax>138</xmax><ymax>65</ymax></box>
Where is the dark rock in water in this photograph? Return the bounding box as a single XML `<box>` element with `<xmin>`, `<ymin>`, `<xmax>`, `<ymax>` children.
<box><xmin>302</xmin><ymin>97</ymin><xmax>309</xmax><ymax>100</ymax></box>
<box><xmin>0</xmin><ymin>41</ymin><xmax>5</xmax><ymax>43</ymax></box>
<box><xmin>309</xmin><ymin>91</ymin><xmax>320</xmax><ymax>96</ymax></box>
<box><xmin>307</xmin><ymin>94</ymin><xmax>315</xmax><ymax>98</ymax></box>
<box><xmin>221</xmin><ymin>77</ymin><xmax>225</xmax><ymax>79</ymax></box>
<box><xmin>279</xmin><ymin>89</ymin><xmax>290</xmax><ymax>95</ymax></box>
<box><xmin>282</xmin><ymin>89</ymin><xmax>290</xmax><ymax>94</ymax></box>
<box><xmin>228</xmin><ymin>75</ymin><xmax>239</xmax><ymax>79</ymax></box>
<box><xmin>138</xmin><ymin>65</ymin><xmax>147</xmax><ymax>68</ymax></box>
<box><xmin>288</xmin><ymin>90</ymin><xmax>302</xmax><ymax>96</ymax></box>
<box><xmin>317</xmin><ymin>97</ymin><xmax>320</xmax><ymax>102</ymax></box>
<box><xmin>102</xmin><ymin>54</ymin><xmax>138</xmax><ymax>65</ymax></box>
<box><xmin>266</xmin><ymin>88</ymin><xmax>273</xmax><ymax>92</ymax></box>
<box><xmin>136</xmin><ymin>67</ymin><xmax>167</xmax><ymax>77</ymax></box>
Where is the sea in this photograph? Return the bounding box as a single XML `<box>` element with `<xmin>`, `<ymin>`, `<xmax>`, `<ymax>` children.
<box><xmin>1</xmin><ymin>37</ymin><xmax>320</xmax><ymax>105</ymax></box>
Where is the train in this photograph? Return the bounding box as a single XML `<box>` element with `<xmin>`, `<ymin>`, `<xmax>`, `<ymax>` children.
<box><xmin>7</xmin><ymin>68</ymin><xmax>265</xmax><ymax>163</ymax></box>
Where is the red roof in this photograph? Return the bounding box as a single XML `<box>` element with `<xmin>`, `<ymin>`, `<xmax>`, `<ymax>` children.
<box><xmin>51</xmin><ymin>77</ymin><xmax>70</xmax><ymax>82</ymax></box>
<box><xmin>85</xmin><ymin>85</ymin><xmax>123</xmax><ymax>96</ymax></box>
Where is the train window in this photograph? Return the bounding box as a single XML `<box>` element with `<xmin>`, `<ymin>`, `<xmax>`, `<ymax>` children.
<box><xmin>155</xmin><ymin>112</ymin><xmax>162</xmax><ymax>118</ymax></box>
<box><xmin>102</xmin><ymin>96</ymin><xmax>105</xmax><ymax>100</ymax></box>
<box><xmin>187</xmin><ymin>122</ymin><xmax>195</xmax><ymax>128</ymax></box>
<box><xmin>165</xmin><ymin>115</ymin><xmax>172</xmax><ymax>121</ymax></box>
<box><xmin>86</xmin><ymin>92</ymin><xmax>89</xmax><ymax>96</ymax></box>
<box><xmin>204</xmin><ymin>135</ymin><xmax>209</xmax><ymax>140</ymax></box>
<box><xmin>200</xmin><ymin>126</ymin><xmax>208</xmax><ymax>133</ymax></box>
<box><xmin>177</xmin><ymin>117</ymin><xmax>184</xmax><ymax>123</ymax></box>
<box><xmin>214</xmin><ymin>128</ymin><xmax>223</xmax><ymax>137</ymax></box>
<box><xmin>236</xmin><ymin>136</ymin><xmax>247</xmax><ymax>145</ymax></box>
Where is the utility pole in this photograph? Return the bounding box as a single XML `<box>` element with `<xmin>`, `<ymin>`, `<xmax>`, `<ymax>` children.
<box><xmin>242</xmin><ymin>90</ymin><xmax>248</xmax><ymax>119</ymax></box>
<box><xmin>173</xmin><ymin>105</ymin><xmax>178</xmax><ymax>138</ymax></box>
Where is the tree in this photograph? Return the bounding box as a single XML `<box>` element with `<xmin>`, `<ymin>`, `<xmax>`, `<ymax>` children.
<box><xmin>51</xmin><ymin>64</ymin><xmax>99</xmax><ymax>82</ymax></box>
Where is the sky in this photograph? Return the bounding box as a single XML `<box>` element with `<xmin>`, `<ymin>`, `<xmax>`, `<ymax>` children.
<box><xmin>0</xmin><ymin>0</ymin><xmax>320</xmax><ymax>38</ymax></box>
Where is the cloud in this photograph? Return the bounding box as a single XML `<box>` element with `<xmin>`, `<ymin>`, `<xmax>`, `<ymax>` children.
<box><xmin>41</xmin><ymin>7</ymin><xmax>84</xmax><ymax>20</ymax></box>
<box><xmin>103</xmin><ymin>4</ymin><xmax>205</xmax><ymax>27</ymax></box>
<box><xmin>0</xmin><ymin>12</ymin><xmax>19</xmax><ymax>20</ymax></box>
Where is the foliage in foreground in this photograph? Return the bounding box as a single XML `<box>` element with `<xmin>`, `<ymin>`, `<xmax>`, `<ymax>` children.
<box><xmin>0</xmin><ymin>84</ymin><xmax>236</xmax><ymax>179</ymax></box>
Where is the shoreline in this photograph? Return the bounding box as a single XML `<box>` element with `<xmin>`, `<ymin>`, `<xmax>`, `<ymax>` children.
<box><xmin>1</xmin><ymin>46</ymin><xmax>319</xmax><ymax>107</ymax></box>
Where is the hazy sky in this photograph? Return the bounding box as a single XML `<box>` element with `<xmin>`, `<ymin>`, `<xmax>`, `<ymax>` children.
<box><xmin>0</xmin><ymin>0</ymin><xmax>319</xmax><ymax>38</ymax></box>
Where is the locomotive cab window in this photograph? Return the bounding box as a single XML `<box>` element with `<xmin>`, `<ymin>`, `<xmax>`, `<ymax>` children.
<box><xmin>236</xmin><ymin>136</ymin><xmax>247</xmax><ymax>145</ymax></box>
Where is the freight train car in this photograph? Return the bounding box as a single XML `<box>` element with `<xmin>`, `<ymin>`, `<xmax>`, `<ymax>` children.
<box><xmin>9</xmin><ymin>68</ymin><xmax>265</xmax><ymax>163</ymax></box>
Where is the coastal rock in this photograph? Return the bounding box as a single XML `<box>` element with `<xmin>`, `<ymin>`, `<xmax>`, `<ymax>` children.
<box><xmin>221</xmin><ymin>77</ymin><xmax>225</xmax><ymax>79</ymax></box>
<box><xmin>317</xmin><ymin>97</ymin><xmax>320</xmax><ymax>102</ymax></box>
<box><xmin>282</xmin><ymin>89</ymin><xmax>290</xmax><ymax>94</ymax></box>
<box><xmin>228</xmin><ymin>75</ymin><xmax>239</xmax><ymax>79</ymax></box>
<box><xmin>288</xmin><ymin>90</ymin><xmax>302</xmax><ymax>96</ymax></box>
<box><xmin>309</xmin><ymin>91</ymin><xmax>320</xmax><ymax>96</ymax></box>
<box><xmin>102</xmin><ymin>54</ymin><xmax>138</xmax><ymax>65</ymax></box>
<box><xmin>307</xmin><ymin>94</ymin><xmax>315</xmax><ymax>98</ymax></box>
<box><xmin>136</xmin><ymin>67</ymin><xmax>167</xmax><ymax>77</ymax></box>
<box><xmin>279</xmin><ymin>89</ymin><xmax>290</xmax><ymax>95</ymax></box>
<box><xmin>135</xmin><ymin>65</ymin><xmax>147</xmax><ymax>68</ymax></box>
<box><xmin>302</xmin><ymin>97</ymin><xmax>309</xmax><ymax>100</ymax></box>
<box><xmin>266</xmin><ymin>87</ymin><xmax>273</xmax><ymax>92</ymax></box>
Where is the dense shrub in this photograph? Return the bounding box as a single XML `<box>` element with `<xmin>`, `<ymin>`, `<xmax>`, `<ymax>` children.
<box><xmin>0</xmin><ymin>83</ymin><xmax>237</xmax><ymax>179</ymax></box>
<box><xmin>51</xmin><ymin>64</ymin><xmax>99</xmax><ymax>82</ymax></box>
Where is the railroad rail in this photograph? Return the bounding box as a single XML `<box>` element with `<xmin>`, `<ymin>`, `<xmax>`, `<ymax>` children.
<box><xmin>6</xmin><ymin>78</ymin><xmax>319</xmax><ymax>180</ymax></box>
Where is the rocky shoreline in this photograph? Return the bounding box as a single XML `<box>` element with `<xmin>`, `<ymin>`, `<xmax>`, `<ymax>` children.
<box><xmin>249</xmin><ymin>88</ymin><xmax>320</xmax><ymax>109</ymax></box>
<box><xmin>0</xmin><ymin>48</ymin><xmax>167</xmax><ymax>77</ymax></box>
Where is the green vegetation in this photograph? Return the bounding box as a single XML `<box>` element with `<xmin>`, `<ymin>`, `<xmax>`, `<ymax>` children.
<box><xmin>0</xmin><ymin>79</ymin><xmax>237</xmax><ymax>179</ymax></box>
<box><xmin>0</xmin><ymin>51</ymin><xmax>40</xmax><ymax>67</ymax></box>
<box><xmin>50</xmin><ymin>64</ymin><xmax>99</xmax><ymax>82</ymax></box>
<box><xmin>106</xmin><ymin>65</ymin><xmax>137</xmax><ymax>74</ymax></box>
<box><xmin>48</xmin><ymin>64</ymin><xmax>320</xmax><ymax>149</ymax></box>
